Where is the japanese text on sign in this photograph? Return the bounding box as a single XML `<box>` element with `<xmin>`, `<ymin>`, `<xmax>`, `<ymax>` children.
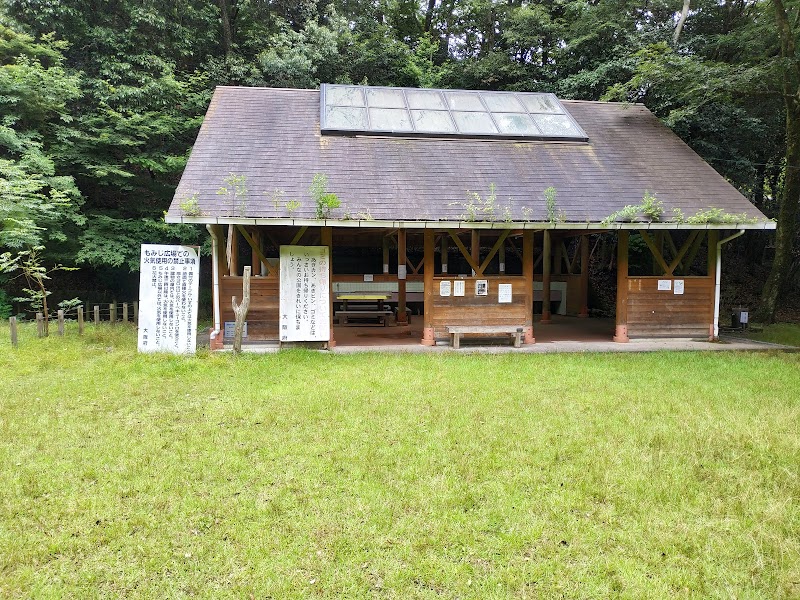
<box><xmin>137</xmin><ymin>244</ymin><xmax>199</xmax><ymax>354</ymax></box>
<box><xmin>279</xmin><ymin>246</ymin><xmax>330</xmax><ymax>342</ymax></box>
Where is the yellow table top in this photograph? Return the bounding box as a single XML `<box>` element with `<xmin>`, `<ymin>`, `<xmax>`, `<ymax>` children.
<box><xmin>336</xmin><ymin>293</ymin><xmax>391</xmax><ymax>301</ymax></box>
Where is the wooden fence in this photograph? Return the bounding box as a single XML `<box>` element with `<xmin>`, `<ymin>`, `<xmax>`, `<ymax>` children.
<box><xmin>7</xmin><ymin>301</ymin><xmax>138</xmax><ymax>348</ymax></box>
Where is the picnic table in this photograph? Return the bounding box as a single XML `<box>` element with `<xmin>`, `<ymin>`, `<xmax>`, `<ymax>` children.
<box><xmin>335</xmin><ymin>292</ymin><xmax>393</xmax><ymax>326</ymax></box>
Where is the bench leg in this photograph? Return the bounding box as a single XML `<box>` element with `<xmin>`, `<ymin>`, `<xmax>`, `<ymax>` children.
<box><xmin>453</xmin><ymin>333</ymin><xmax>460</xmax><ymax>349</ymax></box>
<box><xmin>513</xmin><ymin>331</ymin><xmax>521</xmax><ymax>348</ymax></box>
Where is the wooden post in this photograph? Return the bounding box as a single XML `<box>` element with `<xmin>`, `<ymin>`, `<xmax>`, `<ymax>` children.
<box><xmin>36</xmin><ymin>312</ymin><xmax>44</xmax><ymax>338</ymax></box>
<box><xmin>441</xmin><ymin>235</ymin><xmax>448</xmax><ymax>274</ymax></box>
<box><xmin>122</xmin><ymin>303</ymin><xmax>129</xmax><ymax>323</ymax></box>
<box><xmin>133</xmin><ymin>301</ymin><xmax>139</xmax><ymax>325</ymax></box>
<box><xmin>321</xmin><ymin>226</ymin><xmax>335</xmax><ymax>347</ymax></box>
<box><xmin>78</xmin><ymin>306</ymin><xmax>84</xmax><ymax>335</ymax></box>
<box><xmin>498</xmin><ymin>240</ymin><xmax>505</xmax><ymax>274</ymax></box>
<box><xmin>471</xmin><ymin>230</ymin><xmax>480</xmax><ymax>275</ymax></box>
<box><xmin>523</xmin><ymin>230</ymin><xmax>535</xmax><ymax>344</ymax></box>
<box><xmin>382</xmin><ymin>236</ymin><xmax>390</xmax><ymax>274</ymax></box>
<box><xmin>229</xmin><ymin>225</ymin><xmax>239</xmax><ymax>276</ymax></box>
<box><xmin>613</xmin><ymin>230</ymin><xmax>630</xmax><ymax>342</ymax></box>
<box><xmin>57</xmin><ymin>310</ymin><xmax>65</xmax><ymax>336</ymax></box>
<box><xmin>707</xmin><ymin>230</ymin><xmax>719</xmax><ymax>340</ymax></box>
<box><xmin>10</xmin><ymin>317</ymin><xmax>18</xmax><ymax>348</ymax></box>
<box><xmin>422</xmin><ymin>229</ymin><xmax>435</xmax><ymax>345</ymax></box>
<box><xmin>94</xmin><ymin>305</ymin><xmax>100</xmax><ymax>326</ymax></box>
<box><xmin>250</xmin><ymin>228</ymin><xmax>260</xmax><ymax>274</ymax></box>
<box><xmin>579</xmin><ymin>235</ymin><xmax>590</xmax><ymax>318</ymax></box>
<box><xmin>541</xmin><ymin>230</ymin><xmax>553</xmax><ymax>324</ymax></box>
<box><xmin>397</xmin><ymin>228</ymin><xmax>407</xmax><ymax>325</ymax></box>
<box><xmin>110</xmin><ymin>302</ymin><xmax>116</xmax><ymax>326</ymax></box>
<box><xmin>232</xmin><ymin>266</ymin><xmax>251</xmax><ymax>354</ymax></box>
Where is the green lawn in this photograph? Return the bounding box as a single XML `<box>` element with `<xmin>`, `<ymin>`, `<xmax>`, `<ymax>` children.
<box><xmin>742</xmin><ymin>323</ymin><xmax>800</xmax><ymax>347</ymax></box>
<box><xmin>1</xmin><ymin>323</ymin><xmax>799</xmax><ymax>598</ymax></box>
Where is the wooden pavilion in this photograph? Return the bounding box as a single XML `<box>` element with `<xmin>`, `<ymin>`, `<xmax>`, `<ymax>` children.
<box><xmin>165</xmin><ymin>85</ymin><xmax>774</xmax><ymax>349</ymax></box>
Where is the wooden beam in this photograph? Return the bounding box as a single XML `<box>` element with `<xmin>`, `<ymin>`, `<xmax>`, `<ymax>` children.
<box><xmin>614</xmin><ymin>231</ymin><xmax>629</xmax><ymax>342</ymax></box>
<box><xmin>471</xmin><ymin>230</ymin><xmax>480</xmax><ymax>275</ymax></box>
<box><xmin>682</xmin><ymin>230</ymin><xmax>706</xmax><ymax>275</ymax></box>
<box><xmin>397</xmin><ymin>228</ymin><xmax>407</xmax><ymax>325</ymax></box>
<box><xmin>667</xmin><ymin>230</ymin><xmax>700</xmax><ymax>275</ymax></box>
<box><xmin>227</xmin><ymin>224</ymin><xmax>238</xmax><ymax>276</ymax></box>
<box><xmin>422</xmin><ymin>229</ymin><xmax>435</xmax><ymax>345</ymax></box>
<box><xmin>507</xmin><ymin>237</ymin><xmax>523</xmax><ymax>261</ymax></box>
<box><xmin>477</xmin><ymin>230</ymin><xmax>511</xmax><ymax>276</ymax></box>
<box><xmin>236</xmin><ymin>225</ymin><xmax>276</xmax><ymax>277</ymax></box>
<box><xmin>250</xmin><ymin>228</ymin><xmax>260</xmax><ymax>274</ymax></box>
<box><xmin>639</xmin><ymin>230</ymin><xmax>670</xmax><ymax>276</ymax></box>
<box><xmin>579</xmin><ymin>235</ymin><xmax>589</xmax><ymax>317</ymax></box>
<box><xmin>290</xmin><ymin>226</ymin><xmax>309</xmax><ymax>245</ymax></box>
<box><xmin>441</xmin><ymin>235</ymin><xmax>449</xmax><ymax>274</ymax></box>
<box><xmin>541</xmin><ymin>230</ymin><xmax>553</xmax><ymax>323</ymax></box>
<box><xmin>523</xmin><ymin>230</ymin><xmax>535</xmax><ymax>343</ymax></box>
<box><xmin>447</xmin><ymin>230</ymin><xmax>482</xmax><ymax>275</ymax></box>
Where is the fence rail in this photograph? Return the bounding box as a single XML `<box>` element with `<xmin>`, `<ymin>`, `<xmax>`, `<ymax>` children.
<box><xmin>8</xmin><ymin>301</ymin><xmax>139</xmax><ymax>347</ymax></box>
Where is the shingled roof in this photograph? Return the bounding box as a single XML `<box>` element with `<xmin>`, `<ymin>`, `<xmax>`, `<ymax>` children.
<box><xmin>166</xmin><ymin>86</ymin><xmax>773</xmax><ymax>230</ymax></box>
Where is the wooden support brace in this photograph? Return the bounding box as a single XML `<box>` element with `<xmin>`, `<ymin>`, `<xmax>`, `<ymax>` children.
<box><xmin>667</xmin><ymin>230</ymin><xmax>701</xmax><ymax>275</ymax></box>
<box><xmin>290</xmin><ymin>226</ymin><xmax>309</xmax><ymax>245</ymax></box>
<box><xmin>446</xmin><ymin>230</ymin><xmax>482</xmax><ymax>276</ymax></box>
<box><xmin>639</xmin><ymin>230</ymin><xmax>671</xmax><ymax>275</ymax></box>
<box><xmin>478</xmin><ymin>230</ymin><xmax>511</xmax><ymax>275</ymax></box>
<box><xmin>236</xmin><ymin>225</ymin><xmax>276</xmax><ymax>276</ymax></box>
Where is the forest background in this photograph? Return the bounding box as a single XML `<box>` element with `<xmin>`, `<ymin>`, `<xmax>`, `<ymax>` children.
<box><xmin>1</xmin><ymin>0</ymin><xmax>798</xmax><ymax>323</ymax></box>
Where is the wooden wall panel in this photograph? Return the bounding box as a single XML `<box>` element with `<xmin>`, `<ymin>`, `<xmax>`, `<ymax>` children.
<box><xmin>220</xmin><ymin>275</ymin><xmax>280</xmax><ymax>339</ymax></box>
<box><xmin>626</xmin><ymin>277</ymin><xmax>713</xmax><ymax>337</ymax></box>
<box><xmin>430</xmin><ymin>276</ymin><xmax>529</xmax><ymax>336</ymax></box>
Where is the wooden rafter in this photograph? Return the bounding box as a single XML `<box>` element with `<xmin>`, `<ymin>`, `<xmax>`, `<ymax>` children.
<box><xmin>446</xmin><ymin>230</ymin><xmax>482</xmax><ymax>275</ymax></box>
<box><xmin>639</xmin><ymin>230</ymin><xmax>701</xmax><ymax>276</ymax></box>
<box><xmin>667</xmin><ymin>230</ymin><xmax>701</xmax><ymax>275</ymax></box>
<box><xmin>236</xmin><ymin>225</ymin><xmax>276</xmax><ymax>277</ymax></box>
<box><xmin>290</xmin><ymin>226</ymin><xmax>309</xmax><ymax>245</ymax></box>
<box><xmin>639</xmin><ymin>230</ymin><xmax>671</xmax><ymax>275</ymax></box>
<box><xmin>477</xmin><ymin>230</ymin><xmax>511</xmax><ymax>275</ymax></box>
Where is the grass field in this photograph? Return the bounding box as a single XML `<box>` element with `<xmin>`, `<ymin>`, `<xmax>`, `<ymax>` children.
<box><xmin>743</xmin><ymin>323</ymin><xmax>800</xmax><ymax>347</ymax></box>
<box><xmin>1</xmin><ymin>323</ymin><xmax>799</xmax><ymax>598</ymax></box>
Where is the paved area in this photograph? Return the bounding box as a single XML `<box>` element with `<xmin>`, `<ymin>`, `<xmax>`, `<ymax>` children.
<box><xmin>225</xmin><ymin>316</ymin><xmax>792</xmax><ymax>354</ymax></box>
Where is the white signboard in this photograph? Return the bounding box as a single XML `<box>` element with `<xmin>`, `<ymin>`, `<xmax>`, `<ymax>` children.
<box><xmin>453</xmin><ymin>280</ymin><xmax>465</xmax><ymax>297</ymax></box>
<box><xmin>138</xmin><ymin>244</ymin><xmax>199</xmax><ymax>354</ymax></box>
<box><xmin>363</xmin><ymin>273</ymin><xmax>374</xmax><ymax>282</ymax></box>
<box><xmin>658</xmin><ymin>279</ymin><xmax>672</xmax><ymax>291</ymax></box>
<box><xmin>279</xmin><ymin>245</ymin><xmax>330</xmax><ymax>342</ymax></box>
<box><xmin>397</xmin><ymin>264</ymin><xmax>407</xmax><ymax>280</ymax></box>
<box><xmin>475</xmin><ymin>280</ymin><xmax>488</xmax><ymax>296</ymax></box>
<box><xmin>439</xmin><ymin>280</ymin><xmax>452</xmax><ymax>297</ymax></box>
<box><xmin>674</xmin><ymin>280</ymin><xmax>685</xmax><ymax>295</ymax></box>
<box><xmin>498</xmin><ymin>283</ymin><xmax>513</xmax><ymax>303</ymax></box>
<box><xmin>223</xmin><ymin>321</ymin><xmax>247</xmax><ymax>339</ymax></box>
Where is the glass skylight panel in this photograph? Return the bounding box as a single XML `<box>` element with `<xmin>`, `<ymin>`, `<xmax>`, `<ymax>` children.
<box><xmin>369</xmin><ymin>107</ymin><xmax>412</xmax><ymax>131</ymax></box>
<box><xmin>411</xmin><ymin>109</ymin><xmax>456</xmax><ymax>133</ymax></box>
<box><xmin>452</xmin><ymin>111</ymin><xmax>498</xmax><ymax>134</ymax></box>
<box><xmin>532</xmin><ymin>114</ymin><xmax>581</xmax><ymax>136</ymax></box>
<box><xmin>326</xmin><ymin>86</ymin><xmax>365</xmax><ymax>107</ymax></box>
<box><xmin>406</xmin><ymin>89</ymin><xmax>447</xmax><ymax>110</ymax></box>
<box><xmin>320</xmin><ymin>84</ymin><xmax>587</xmax><ymax>141</ymax></box>
<box><xmin>520</xmin><ymin>94</ymin><xmax>562</xmax><ymax>114</ymax></box>
<box><xmin>444</xmin><ymin>91</ymin><xmax>486</xmax><ymax>112</ymax></box>
<box><xmin>366</xmin><ymin>88</ymin><xmax>406</xmax><ymax>108</ymax></box>
<box><xmin>481</xmin><ymin>92</ymin><xmax>525</xmax><ymax>113</ymax></box>
<box><xmin>494</xmin><ymin>113</ymin><xmax>540</xmax><ymax>135</ymax></box>
<box><xmin>325</xmin><ymin>106</ymin><xmax>368</xmax><ymax>130</ymax></box>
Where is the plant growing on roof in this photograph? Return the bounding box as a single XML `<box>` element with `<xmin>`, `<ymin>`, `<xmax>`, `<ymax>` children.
<box><xmin>217</xmin><ymin>173</ymin><xmax>248</xmax><ymax>216</ymax></box>
<box><xmin>640</xmin><ymin>191</ymin><xmax>664</xmax><ymax>221</ymax></box>
<box><xmin>456</xmin><ymin>183</ymin><xmax>500</xmax><ymax>221</ymax></box>
<box><xmin>285</xmin><ymin>200</ymin><xmax>301</xmax><ymax>215</ymax></box>
<box><xmin>601</xmin><ymin>191</ymin><xmax>663</xmax><ymax>225</ymax></box>
<box><xmin>309</xmin><ymin>173</ymin><xmax>341</xmax><ymax>219</ymax></box>
<box><xmin>544</xmin><ymin>186</ymin><xmax>558</xmax><ymax>224</ymax></box>
<box><xmin>178</xmin><ymin>193</ymin><xmax>202</xmax><ymax>216</ymax></box>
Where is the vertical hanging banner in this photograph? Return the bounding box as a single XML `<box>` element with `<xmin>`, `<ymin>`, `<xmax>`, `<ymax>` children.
<box><xmin>279</xmin><ymin>246</ymin><xmax>330</xmax><ymax>342</ymax></box>
<box><xmin>138</xmin><ymin>244</ymin><xmax>200</xmax><ymax>354</ymax></box>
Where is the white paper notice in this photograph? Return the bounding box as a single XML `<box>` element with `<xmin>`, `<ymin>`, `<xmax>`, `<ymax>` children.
<box><xmin>475</xmin><ymin>280</ymin><xmax>488</xmax><ymax>296</ymax></box>
<box><xmin>658</xmin><ymin>279</ymin><xmax>672</xmax><ymax>291</ymax></box>
<box><xmin>674</xmin><ymin>280</ymin><xmax>685</xmax><ymax>295</ymax></box>
<box><xmin>364</xmin><ymin>273</ymin><xmax>374</xmax><ymax>282</ymax></box>
<box><xmin>279</xmin><ymin>245</ymin><xmax>330</xmax><ymax>342</ymax></box>
<box><xmin>453</xmin><ymin>280</ymin><xmax>465</xmax><ymax>297</ymax></box>
<box><xmin>138</xmin><ymin>244</ymin><xmax>199</xmax><ymax>354</ymax></box>
<box><xmin>498</xmin><ymin>283</ymin><xmax>512</xmax><ymax>303</ymax></box>
<box><xmin>439</xmin><ymin>280</ymin><xmax>452</xmax><ymax>296</ymax></box>
<box><xmin>397</xmin><ymin>264</ymin><xmax>407</xmax><ymax>280</ymax></box>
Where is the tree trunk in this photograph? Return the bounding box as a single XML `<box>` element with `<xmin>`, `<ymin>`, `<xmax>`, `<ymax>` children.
<box><xmin>756</xmin><ymin>0</ymin><xmax>800</xmax><ymax>323</ymax></box>
<box><xmin>232</xmin><ymin>266</ymin><xmax>251</xmax><ymax>353</ymax></box>
<box><xmin>673</xmin><ymin>0</ymin><xmax>691</xmax><ymax>45</ymax></box>
<box><xmin>424</xmin><ymin>0</ymin><xmax>436</xmax><ymax>33</ymax></box>
<box><xmin>218</xmin><ymin>0</ymin><xmax>233</xmax><ymax>56</ymax></box>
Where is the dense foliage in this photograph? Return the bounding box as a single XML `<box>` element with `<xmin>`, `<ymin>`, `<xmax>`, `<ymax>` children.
<box><xmin>0</xmin><ymin>0</ymin><xmax>797</xmax><ymax>319</ymax></box>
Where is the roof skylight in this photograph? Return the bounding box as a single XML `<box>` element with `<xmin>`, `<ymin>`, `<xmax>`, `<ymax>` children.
<box><xmin>320</xmin><ymin>84</ymin><xmax>587</xmax><ymax>141</ymax></box>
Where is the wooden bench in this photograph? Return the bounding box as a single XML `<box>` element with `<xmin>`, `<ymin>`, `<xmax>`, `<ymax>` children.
<box><xmin>337</xmin><ymin>309</ymin><xmax>394</xmax><ymax>326</ymax></box>
<box><xmin>446</xmin><ymin>325</ymin><xmax>524</xmax><ymax>349</ymax></box>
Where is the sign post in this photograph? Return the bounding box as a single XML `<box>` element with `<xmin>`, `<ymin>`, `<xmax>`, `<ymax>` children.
<box><xmin>279</xmin><ymin>245</ymin><xmax>330</xmax><ymax>343</ymax></box>
<box><xmin>138</xmin><ymin>244</ymin><xmax>200</xmax><ymax>354</ymax></box>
